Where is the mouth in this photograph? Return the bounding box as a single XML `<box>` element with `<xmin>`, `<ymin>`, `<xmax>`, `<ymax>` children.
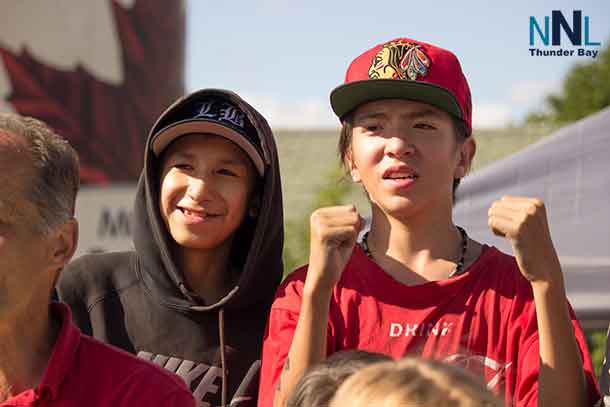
<box><xmin>382</xmin><ymin>166</ymin><xmax>419</xmax><ymax>181</ymax></box>
<box><xmin>178</xmin><ymin>206</ymin><xmax>221</xmax><ymax>222</ymax></box>
<box><xmin>381</xmin><ymin>165</ymin><xmax>419</xmax><ymax>190</ymax></box>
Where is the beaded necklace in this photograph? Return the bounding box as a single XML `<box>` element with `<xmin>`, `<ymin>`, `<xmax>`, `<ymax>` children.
<box><xmin>360</xmin><ymin>226</ymin><xmax>469</xmax><ymax>278</ymax></box>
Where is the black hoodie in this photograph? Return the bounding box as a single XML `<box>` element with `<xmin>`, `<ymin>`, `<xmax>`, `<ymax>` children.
<box><xmin>57</xmin><ymin>89</ymin><xmax>284</xmax><ymax>407</ymax></box>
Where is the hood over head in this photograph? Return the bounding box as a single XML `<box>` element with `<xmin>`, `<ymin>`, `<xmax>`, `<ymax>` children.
<box><xmin>132</xmin><ymin>88</ymin><xmax>284</xmax><ymax>313</ymax></box>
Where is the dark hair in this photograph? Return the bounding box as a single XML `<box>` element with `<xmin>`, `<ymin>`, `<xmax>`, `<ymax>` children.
<box><xmin>337</xmin><ymin>111</ymin><xmax>470</xmax><ymax>200</ymax></box>
<box><xmin>286</xmin><ymin>350</ymin><xmax>391</xmax><ymax>407</ymax></box>
<box><xmin>0</xmin><ymin>113</ymin><xmax>80</xmax><ymax>233</ymax></box>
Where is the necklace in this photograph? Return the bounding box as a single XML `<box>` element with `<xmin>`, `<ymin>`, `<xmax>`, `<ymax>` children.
<box><xmin>360</xmin><ymin>226</ymin><xmax>469</xmax><ymax>278</ymax></box>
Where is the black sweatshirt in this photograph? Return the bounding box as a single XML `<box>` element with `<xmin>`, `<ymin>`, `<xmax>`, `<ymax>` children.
<box><xmin>57</xmin><ymin>89</ymin><xmax>284</xmax><ymax>407</ymax></box>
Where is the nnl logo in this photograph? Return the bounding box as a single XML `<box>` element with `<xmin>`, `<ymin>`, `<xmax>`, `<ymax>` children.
<box><xmin>530</xmin><ymin>10</ymin><xmax>600</xmax><ymax>46</ymax></box>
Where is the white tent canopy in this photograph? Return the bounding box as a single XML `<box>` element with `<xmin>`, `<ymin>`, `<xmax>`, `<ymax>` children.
<box><xmin>454</xmin><ymin>107</ymin><xmax>610</xmax><ymax>323</ymax></box>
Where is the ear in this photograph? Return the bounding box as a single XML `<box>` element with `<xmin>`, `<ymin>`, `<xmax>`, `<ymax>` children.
<box><xmin>48</xmin><ymin>218</ymin><xmax>79</xmax><ymax>274</ymax></box>
<box><xmin>345</xmin><ymin>149</ymin><xmax>362</xmax><ymax>183</ymax></box>
<box><xmin>248</xmin><ymin>195</ymin><xmax>261</xmax><ymax>218</ymax></box>
<box><xmin>454</xmin><ymin>137</ymin><xmax>476</xmax><ymax>179</ymax></box>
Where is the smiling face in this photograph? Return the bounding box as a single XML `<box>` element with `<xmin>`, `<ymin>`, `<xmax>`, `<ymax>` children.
<box><xmin>159</xmin><ymin>133</ymin><xmax>258</xmax><ymax>251</ymax></box>
<box><xmin>346</xmin><ymin>99</ymin><xmax>474</xmax><ymax>219</ymax></box>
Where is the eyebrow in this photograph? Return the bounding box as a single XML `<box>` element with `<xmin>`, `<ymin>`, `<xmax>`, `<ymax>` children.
<box><xmin>168</xmin><ymin>152</ymin><xmax>247</xmax><ymax>167</ymax></box>
<box><xmin>354</xmin><ymin>108</ymin><xmax>443</xmax><ymax>123</ymax></box>
<box><xmin>217</xmin><ymin>158</ymin><xmax>248</xmax><ymax>167</ymax></box>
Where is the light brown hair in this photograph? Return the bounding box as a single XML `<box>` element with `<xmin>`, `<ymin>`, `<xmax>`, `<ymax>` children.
<box><xmin>330</xmin><ymin>357</ymin><xmax>504</xmax><ymax>407</ymax></box>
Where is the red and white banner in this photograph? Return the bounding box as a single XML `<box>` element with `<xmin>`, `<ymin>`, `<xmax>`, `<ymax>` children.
<box><xmin>1</xmin><ymin>0</ymin><xmax>185</xmax><ymax>183</ymax></box>
<box><xmin>1</xmin><ymin>1</ymin><xmax>185</xmax><ymax>254</ymax></box>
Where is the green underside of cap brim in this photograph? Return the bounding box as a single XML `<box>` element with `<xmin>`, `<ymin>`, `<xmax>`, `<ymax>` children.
<box><xmin>330</xmin><ymin>79</ymin><xmax>463</xmax><ymax>121</ymax></box>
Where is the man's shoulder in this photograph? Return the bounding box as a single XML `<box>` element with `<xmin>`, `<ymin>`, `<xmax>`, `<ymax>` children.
<box><xmin>76</xmin><ymin>332</ymin><xmax>191</xmax><ymax>392</ymax></box>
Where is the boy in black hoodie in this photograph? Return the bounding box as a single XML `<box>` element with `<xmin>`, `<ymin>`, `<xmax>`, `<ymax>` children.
<box><xmin>57</xmin><ymin>89</ymin><xmax>284</xmax><ymax>407</ymax></box>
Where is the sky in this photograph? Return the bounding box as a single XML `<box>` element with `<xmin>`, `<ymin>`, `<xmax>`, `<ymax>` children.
<box><xmin>186</xmin><ymin>0</ymin><xmax>610</xmax><ymax>130</ymax></box>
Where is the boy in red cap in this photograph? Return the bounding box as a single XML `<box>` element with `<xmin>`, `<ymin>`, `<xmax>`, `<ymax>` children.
<box><xmin>259</xmin><ymin>38</ymin><xmax>600</xmax><ymax>407</ymax></box>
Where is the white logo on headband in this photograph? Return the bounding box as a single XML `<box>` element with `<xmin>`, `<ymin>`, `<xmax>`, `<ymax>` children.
<box><xmin>195</xmin><ymin>100</ymin><xmax>245</xmax><ymax>129</ymax></box>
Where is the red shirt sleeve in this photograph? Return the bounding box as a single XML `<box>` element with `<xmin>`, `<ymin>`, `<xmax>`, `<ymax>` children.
<box><xmin>258</xmin><ymin>308</ymin><xmax>300</xmax><ymax>407</ymax></box>
<box><xmin>514</xmin><ymin>302</ymin><xmax>601</xmax><ymax>406</ymax></box>
<box><xmin>258</xmin><ymin>268</ymin><xmax>337</xmax><ymax>407</ymax></box>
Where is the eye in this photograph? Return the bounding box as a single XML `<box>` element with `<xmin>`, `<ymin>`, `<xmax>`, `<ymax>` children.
<box><xmin>414</xmin><ymin>122</ymin><xmax>436</xmax><ymax>130</ymax></box>
<box><xmin>218</xmin><ymin>168</ymin><xmax>238</xmax><ymax>177</ymax></box>
<box><xmin>174</xmin><ymin>163</ymin><xmax>194</xmax><ymax>171</ymax></box>
<box><xmin>358</xmin><ymin>121</ymin><xmax>383</xmax><ymax>133</ymax></box>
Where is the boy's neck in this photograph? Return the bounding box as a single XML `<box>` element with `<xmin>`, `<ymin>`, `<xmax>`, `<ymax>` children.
<box><xmin>174</xmin><ymin>240</ymin><xmax>237</xmax><ymax>305</ymax></box>
<box><xmin>0</xmin><ymin>300</ymin><xmax>58</xmax><ymax>402</ymax></box>
<box><xmin>367</xmin><ymin>204</ymin><xmax>475</xmax><ymax>283</ymax></box>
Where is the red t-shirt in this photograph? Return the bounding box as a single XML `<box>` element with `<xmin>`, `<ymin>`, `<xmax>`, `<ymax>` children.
<box><xmin>258</xmin><ymin>245</ymin><xmax>600</xmax><ymax>407</ymax></box>
<box><xmin>0</xmin><ymin>302</ymin><xmax>195</xmax><ymax>407</ymax></box>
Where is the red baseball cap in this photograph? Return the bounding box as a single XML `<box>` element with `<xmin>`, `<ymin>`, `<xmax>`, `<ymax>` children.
<box><xmin>330</xmin><ymin>38</ymin><xmax>472</xmax><ymax>135</ymax></box>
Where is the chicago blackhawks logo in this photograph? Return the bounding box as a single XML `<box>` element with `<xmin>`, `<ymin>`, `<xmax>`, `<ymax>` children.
<box><xmin>368</xmin><ymin>40</ymin><xmax>431</xmax><ymax>81</ymax></box>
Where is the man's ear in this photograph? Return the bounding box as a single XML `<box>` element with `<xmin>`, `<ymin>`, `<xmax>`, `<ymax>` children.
<box><xmin>345</xmin><ymin>149</ymin><xmax>362</xmax><ymax>183</ymax></box>
<box><xmin>48</xmin><ymin>218</ymin><xmax>78</xmax><ymax>273</ymax></box>
<box><xmin>454</xmin><ymin>137</ymin><xmax>476</xmax><ymax>179</ymax></box>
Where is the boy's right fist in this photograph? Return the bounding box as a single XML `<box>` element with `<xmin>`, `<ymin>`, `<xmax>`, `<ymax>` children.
<box><xmin>306</xmin><ymin>205</ymin><xmax>364</xmax><ymax>293</ymax></box>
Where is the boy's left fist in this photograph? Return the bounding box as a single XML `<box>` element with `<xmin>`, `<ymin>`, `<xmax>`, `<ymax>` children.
<box><xmin>487</xmin><ymin>196</ymin><xmax>561</xmax><ymax>283</ymax></box>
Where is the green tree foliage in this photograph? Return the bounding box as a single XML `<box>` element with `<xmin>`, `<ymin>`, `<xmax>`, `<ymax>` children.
<box><xmin>585</xmin><ymin>329</ymin><xmax>608</xmax><ymax>379</ymax></box>
<box><xmin>282</xmin><ymin>165</ymin><xmax>351</xmax><ymax>278</ymax></box>
<box><xmin>526</xmin><ymin>41</ymin><xmax>610</xmax><ymax>125</ymax></box>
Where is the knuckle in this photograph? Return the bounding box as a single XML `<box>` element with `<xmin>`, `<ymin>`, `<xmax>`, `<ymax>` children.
<box><xmin>519</xmin><ymin>213</ymin><xmax>529</xmax><ymax>225</ymax></box>
<box><xmin>310</xmin><ymin>211</ymin><xmax>319</xmax><ymax>224</ymax></box>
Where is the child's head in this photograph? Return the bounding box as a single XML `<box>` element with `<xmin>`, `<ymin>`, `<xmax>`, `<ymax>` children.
<box><xmin>330</xmin><ymin>38</ymin><xmax>475</xmax><ymax>208</ymax></box>
<box><xmin>330</xmin><ymin>357</ymin><xmax>504</xmax><ymax>407</ymax></box>
<box><xmin>287</xmin><ymin>350</ymin><xmax>391</xmax><ymax>407</ymax></box>
<box><xmin>150</xmin><ymin>91</ymin><xmax>265</xmax><ymax>256</ymax></box>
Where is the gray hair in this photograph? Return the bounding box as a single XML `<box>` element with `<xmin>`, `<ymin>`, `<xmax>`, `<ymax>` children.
<box><xmin>0</xmin><ymin>113</ymin><xmax>80</xmax><ymax>233</ymax></box>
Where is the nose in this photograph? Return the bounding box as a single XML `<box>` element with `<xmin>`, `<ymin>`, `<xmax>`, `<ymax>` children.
<box><xmin>384</xmin><ymin>125</ymin><xmax>415</xmax><ymax>158</ymax></box>
<box><xmin>186</xmin><ymin>174</ymin><xmax>213</xmax><ymax>202</ymax></box>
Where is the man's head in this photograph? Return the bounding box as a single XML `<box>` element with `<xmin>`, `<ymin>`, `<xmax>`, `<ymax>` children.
<box><xmin>331</xmin><ymin>38</ymin><xmax>474</xmax><ymax>201</ymax></box>
<box><xmin>0</xmin><ymin>113</ymin><xmax>79</xmax><ymax>309</ymax></box>
<box><xmin>150</xmin><ymin>91</ymin><xmax>264</xmax><ymax>255</ymax></box>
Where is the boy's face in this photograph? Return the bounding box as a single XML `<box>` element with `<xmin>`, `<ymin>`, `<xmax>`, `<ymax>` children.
<box><xmin>159</xmin><ymin>133</ymin><xmax>257</xmax><ymax>250</ymax></box>
<box><xmin>347</xmin><ymin>99</ymin><xmax>474</xmax><ymax>218</ymax></box>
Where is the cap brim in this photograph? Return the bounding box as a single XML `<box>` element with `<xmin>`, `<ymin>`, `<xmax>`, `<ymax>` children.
<box><xmin>330</xmin><ymin>79</ymin><xmax>463</xmax><ymax>121</ymax></box>
<box><xmin>152</xmin><ymin>120</ymin><xmax>265</xmax><ymax>176</ymax></box>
